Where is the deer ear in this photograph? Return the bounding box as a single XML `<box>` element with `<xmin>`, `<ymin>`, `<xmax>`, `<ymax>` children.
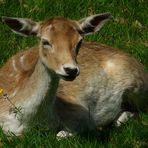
<box><xmin>79</xmin><ymin>13</ymin><xmax>111</xmax><ymax>35</ymax></box>
<box><xmin>2</xmin><ymin>16</ymin><xmax>40</xmax><ymax>37</ymax></box>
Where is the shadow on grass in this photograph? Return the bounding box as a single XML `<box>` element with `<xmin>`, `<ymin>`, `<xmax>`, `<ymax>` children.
<box><xmin>0</xmin><ymin>118</ymin><xmax>148</xmax><ymax>147</ymax></box>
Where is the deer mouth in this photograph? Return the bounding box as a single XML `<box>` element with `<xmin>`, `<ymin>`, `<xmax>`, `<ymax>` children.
<box><xmin>59</xmin><ymin>74</ymin><xmax>77</xmax><ymax>81</ymax></box>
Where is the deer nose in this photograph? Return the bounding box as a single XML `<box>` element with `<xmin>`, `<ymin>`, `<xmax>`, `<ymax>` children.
<box><xmin>64</xmin><ymin>67</ymin><xmax>79</xmax><ymax>77</ymax></box>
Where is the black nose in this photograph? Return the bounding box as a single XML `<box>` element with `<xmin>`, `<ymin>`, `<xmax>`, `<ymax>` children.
<box><xmin>64</xmin><ymin>67</ymin><xmax>78</xmax><ymax>76</ymax></box>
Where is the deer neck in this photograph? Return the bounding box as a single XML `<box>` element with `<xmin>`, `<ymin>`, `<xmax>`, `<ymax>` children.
<box><xmin>16</xmin><ymin>57</ymin><xmax>60</xmax><ymax>120</ymax></box>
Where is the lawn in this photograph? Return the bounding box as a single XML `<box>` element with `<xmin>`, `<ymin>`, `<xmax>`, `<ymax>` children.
<box><xmin>0</xmin><ymin>0</ymin><xmax>148</xmax><ymax>147</ymax></box>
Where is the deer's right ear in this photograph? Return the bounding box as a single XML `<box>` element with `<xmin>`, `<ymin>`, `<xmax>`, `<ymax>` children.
<box><xmin>2</xmin><ymin>16</ymin><xmax>40</xmax><ymax>37</ymax></box>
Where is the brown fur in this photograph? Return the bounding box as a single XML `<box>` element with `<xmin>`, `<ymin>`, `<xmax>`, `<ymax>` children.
<box><xmin>58</xmin><ymin>42</ymin><xmax>147</xmax><ymax>103</ymax></box>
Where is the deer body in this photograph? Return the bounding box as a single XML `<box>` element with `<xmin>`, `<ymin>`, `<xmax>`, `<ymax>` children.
<box><xmin>0</xmin><ymin>13</ymin><xmax>111</xmax><ymax>135</ymax></box>
<box><xmin>56</xmin><ymin>42</ymin><xmax>148</xmax><ymax>134</ymax></box>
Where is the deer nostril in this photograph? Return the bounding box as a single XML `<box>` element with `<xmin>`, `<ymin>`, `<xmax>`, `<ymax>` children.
<box><xmin>64</xmin><ymin>67</ymin><xmax>78</xmax><ymax>76</ymax></box>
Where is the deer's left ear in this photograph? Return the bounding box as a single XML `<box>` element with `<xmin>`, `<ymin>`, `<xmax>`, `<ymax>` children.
<box><xmin>2</xmin><ymin>16</ymin><xmax>40</xmax><ymax>37</ymax></box>
<box><xmin>78</xmin><ymin>13</ymin><xmax>111</xmax><ymax>35</ymax></box>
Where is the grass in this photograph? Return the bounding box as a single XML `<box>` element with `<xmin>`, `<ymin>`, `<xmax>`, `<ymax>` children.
<box><xmin>0</xmin><ymin>0</ymin><xmax>148</xmax><ymax>147</ymax></box>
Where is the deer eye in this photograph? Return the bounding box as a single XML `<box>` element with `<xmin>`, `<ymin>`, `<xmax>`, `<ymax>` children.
<box><xmin>42</xmin><ymin>39</ymin><xmax>52</xmax><ymax>49</ymax></box>
<box><xmin>75</xmin><ymin>39</ymin><xmax>83</xmax><ymax>55</ymax></box>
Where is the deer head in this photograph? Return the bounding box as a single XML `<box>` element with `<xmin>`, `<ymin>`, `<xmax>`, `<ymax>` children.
<box><xmin>2</xmin><ymin>13</ymin><xmax>111</xmax><ymax>81</ymax></box>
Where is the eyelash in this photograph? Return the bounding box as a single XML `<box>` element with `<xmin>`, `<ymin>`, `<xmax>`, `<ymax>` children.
<box><xmin>75</xmin><ymin>39</ymin><xmax>83</xmax><ymax>55</ymax></box>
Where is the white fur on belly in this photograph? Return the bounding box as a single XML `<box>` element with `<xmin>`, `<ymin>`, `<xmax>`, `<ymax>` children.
<box><xmin>79</xmin><ymin>71</ymin><xmax>126</xmax><ymax>126</ymax></box>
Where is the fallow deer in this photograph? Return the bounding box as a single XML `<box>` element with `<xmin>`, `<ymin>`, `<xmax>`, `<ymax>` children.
<box><xmin>55</xmin><ymin>23</ymin><xmax>148</xmax><ymax>139</ymax></box>
<box><xmin>0</xmin><ymin>13</ymin><xmax>111</xmax><ymax>135</ymax></box>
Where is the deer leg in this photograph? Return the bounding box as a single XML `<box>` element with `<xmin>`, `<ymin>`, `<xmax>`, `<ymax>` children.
<box><xmin>115</xmin><ymin>111</ymin><xmax>134</xmax><ymax>127</ymax></box>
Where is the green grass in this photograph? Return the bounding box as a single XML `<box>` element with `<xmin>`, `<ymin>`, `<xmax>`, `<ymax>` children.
<box><xmin>0</xmin><ymin>0</ymin><xmax>148</xmax><ymax>147</ymax></box>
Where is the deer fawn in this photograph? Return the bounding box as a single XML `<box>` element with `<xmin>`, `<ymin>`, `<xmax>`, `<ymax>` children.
<box><xmin>0</xmin><ymin>13</ymin><xmax>111</xmax><ymax>135</ymax></box>
<box><xmin>55</xmin><ymin>24</ymin><xmax>148</xmax><ymax>139</ymax></box>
